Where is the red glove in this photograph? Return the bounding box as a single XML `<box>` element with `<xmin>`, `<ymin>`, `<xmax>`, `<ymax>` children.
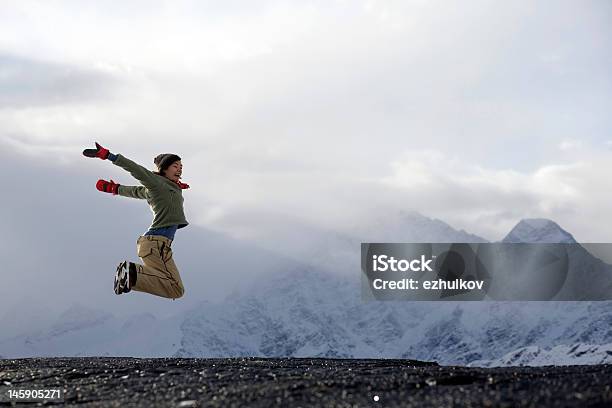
<box><xmin>96</xmin><ymin>179</ymin><xmax>119</xmax><ymax>195</ymax></box>
<box><xmin>83</xmin><ymin>142</ymin><xmax>110</xmax><ymax>160</ymax></box>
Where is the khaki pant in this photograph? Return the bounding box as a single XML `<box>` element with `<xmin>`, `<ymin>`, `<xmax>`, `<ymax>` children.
<box><xmin>133</xmin><ymin>235</ymin><xmax>185</xmax><ymax>300</ymax></box>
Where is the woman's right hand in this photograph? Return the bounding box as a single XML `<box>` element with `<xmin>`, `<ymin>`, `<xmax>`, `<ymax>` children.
<box><xmin>96</xmin><ymin>179</ymin><xmax>120</xmax><ymax>195</ymax></box>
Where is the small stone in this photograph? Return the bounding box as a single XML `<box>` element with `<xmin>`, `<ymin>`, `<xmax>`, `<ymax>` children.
<box><xmin>177</xmin><ymin>400</ymin><xmax>198</xmax><ymax>407</ymax></box>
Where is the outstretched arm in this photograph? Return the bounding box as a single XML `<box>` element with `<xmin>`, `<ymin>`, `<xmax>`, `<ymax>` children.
<box><xmin>93</xmin><ymin>179</ymin><xmax>148</xmax><ymax>200</ymax></box>
<box><xmin>117</xmin><ymin>185</ymin><xmax>148</xmax><ymax>200</ymax></box>
<box><xmin>83</xmin><ymin>142</ymin><xmax>161</xmax><ymax>190</ymax></box>
<box><xmin>112</xmin><ymin>154</ymin><xmax>161</xmax><ymax>190</ymax></box>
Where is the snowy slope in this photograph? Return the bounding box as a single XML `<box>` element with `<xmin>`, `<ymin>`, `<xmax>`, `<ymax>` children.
<box><xmin>468</xmin><ymin>343</ymin><xmax>612</xmax><ymax>367</ymax></box>
<box><xmin>175</xmin><ymin>217</ymin><xmax>612</xmax><ymax>364</ymax></box>
<box><xmin>0</xmin><ymin>304</ymin><xmax>183</xmax><ymax>358</ymax></box>
<box><xmin>175</xmin><ymin>272</ymin><xmax>612</xmax><ymax>365</ymax></box>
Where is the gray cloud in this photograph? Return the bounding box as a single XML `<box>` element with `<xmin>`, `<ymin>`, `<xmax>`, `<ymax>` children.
<box><xmin>0</xmin><ymin>53</ymin><xmax>122</xmax><ymax>108</ymax></box>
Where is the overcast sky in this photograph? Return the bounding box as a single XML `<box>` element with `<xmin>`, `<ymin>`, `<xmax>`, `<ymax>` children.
<box><xmin>1</xmin><ymin>0</ymin><xmax>612</xmax><ymax>313</ymax></box>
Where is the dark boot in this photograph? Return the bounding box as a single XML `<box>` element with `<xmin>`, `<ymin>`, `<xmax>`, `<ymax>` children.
<box><xmin>114</xmin><ymin>261</ymin><xmax>134</xmax><ymax>295</ymax></box>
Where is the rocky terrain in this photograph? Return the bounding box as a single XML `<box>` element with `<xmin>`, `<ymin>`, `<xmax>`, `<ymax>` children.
<box><xmin>1</xmin><ymin>357</ymin><xmax>611</xmax><ymax>407</ymax></box>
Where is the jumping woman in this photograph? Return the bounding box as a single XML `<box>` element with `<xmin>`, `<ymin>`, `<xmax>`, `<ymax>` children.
<box><xmin>83</xmin><ymin>142</ymin><xmax>190</xmax><ymax>300</ymax></box>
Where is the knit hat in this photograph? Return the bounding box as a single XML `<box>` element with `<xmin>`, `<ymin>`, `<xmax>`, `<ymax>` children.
<box><xmin>153</xmin><ymin>153</ymin><xmax>181</xmax><ymax>175</ymax></box>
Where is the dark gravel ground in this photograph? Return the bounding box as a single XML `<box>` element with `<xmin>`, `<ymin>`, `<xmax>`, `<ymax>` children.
<box><xmin>0</xmin><ymin>357</ymin><xmax>611</xmax><ymax>407</ymax></box>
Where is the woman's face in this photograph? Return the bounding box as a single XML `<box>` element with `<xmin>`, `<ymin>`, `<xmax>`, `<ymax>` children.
<box><xmin>164</xmin><ymin>160</ymin><xmax>183</xmax><ymax>182</ymax></box>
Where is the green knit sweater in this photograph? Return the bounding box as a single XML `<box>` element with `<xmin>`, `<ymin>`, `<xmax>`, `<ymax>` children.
<box><xmin>112</xmin><ymin>154</ymin><xmax>189</xmax><ymax>230</ymax></box>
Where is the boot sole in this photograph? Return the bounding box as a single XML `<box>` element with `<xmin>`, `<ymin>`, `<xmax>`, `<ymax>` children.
<box><xmin>114</xmin><ymin>261</ymin><xmax>128</xmax><ymax>295</ymax></box>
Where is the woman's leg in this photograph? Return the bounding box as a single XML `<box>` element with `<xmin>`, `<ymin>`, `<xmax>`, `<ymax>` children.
<box><xmin>132</xmin><ymin>235</ymin><xmax>185</xmax><ymax>299</ymax></box>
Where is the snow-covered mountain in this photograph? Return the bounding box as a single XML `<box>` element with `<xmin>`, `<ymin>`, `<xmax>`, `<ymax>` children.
<box><xmin>468</xmin><ymin>342</ymin><xmax>612</xmax><ymax>367</ymax></box>
<box><xmin>0</xmin><ymin>304</ymin><xmax>183</xmax><ymax>358</ymax></box>
<box><xmin>486</xmin><ymin>218</ymin><xmax>612</xmax><ymax>300</ymax></box>
<box><xmin>502</xmin><ymin>218</ymin><xmax>577</xmax><ymax>244</ymax></box>
<box><xmin>2</xmin><ymin>216</ymin><xmax>611</xmax><ymax>367</ymax></box>
<box><xmin>175</xmin><ymin>273</ymin><xmax>612</xmax><ymax>364</ymax></box>
<box><xmin>176</xmin><ymin>217</ymin><xmax>612</xmax><ymax>364</ymax></box>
